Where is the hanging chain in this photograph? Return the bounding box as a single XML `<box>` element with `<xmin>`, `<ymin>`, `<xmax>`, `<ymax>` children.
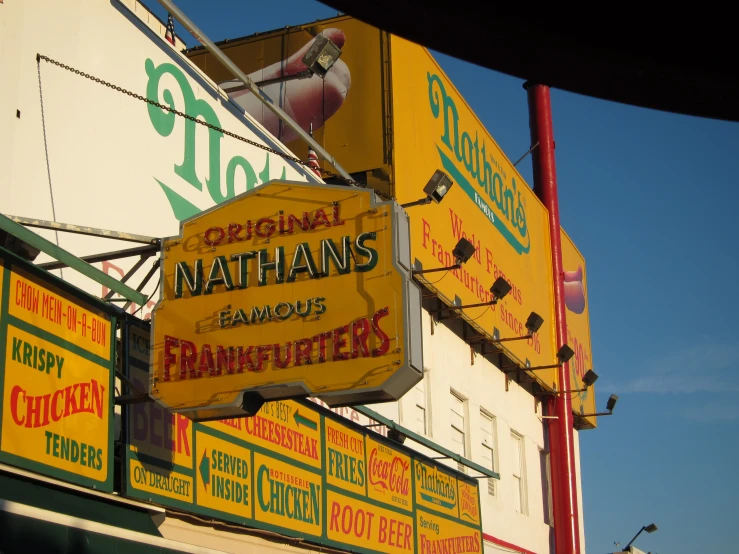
<box><xmin>36</xmin><ymin>53</ymin><xmax>362</xmax><ymax>188</ymax></box>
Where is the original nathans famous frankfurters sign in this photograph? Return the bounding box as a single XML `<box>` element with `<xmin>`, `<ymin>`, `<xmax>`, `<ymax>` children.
<box><xmin>150</xmin><ymin>181</ymin><xmax>424</xmax><ymax>420</ymax></box>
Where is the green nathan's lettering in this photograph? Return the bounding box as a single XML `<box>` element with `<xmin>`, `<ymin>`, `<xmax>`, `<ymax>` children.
<box><xmin>144</xmin><ymin>59</ymin><xmax>289</xmax><ymax>221</ymax></box>
<box><xmin>427</xmin><ymin>71</ymin><xmax>530</xmax><ymax>254</ymax></box>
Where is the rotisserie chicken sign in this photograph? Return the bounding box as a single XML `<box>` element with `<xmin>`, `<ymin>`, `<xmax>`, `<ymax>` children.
<box><xmin>150</xmin><ymin>181</ymin><xmax>423</xmax><ymax>420</ymax></box>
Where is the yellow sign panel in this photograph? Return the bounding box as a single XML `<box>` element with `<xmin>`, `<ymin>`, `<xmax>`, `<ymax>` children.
<box><xmin>391</xmin><ymin>37</ymin><xmax>559</xmax><ymax>387</ymax></box>
<box><xmin>561</xmin><ymin>230</ymin><xmax>597</xmax><ymax>428</ymax></box>
<box><xmin>195</xmin><ymin>430</ymin><xmax>252</xmax><ymax>518</ymax></box>
<box><xmin>203</xmin><ymin>399</ymin><xmax>321</xmax><ymax>469</ymax></box>
<box><xmin>414</xmin><ymin>459</ymin><xmax>459</xmax><ymax>518</ymax></box>
<box><xmin>253</xmin><ymin>451</ymin><xmax>322</xmax><ymax>537</ymax></box>
<box><xmin>9</xmin><ymin>271</ymin><xmax>111</xmax><ymax>360</ymax></box>
<box><xmin>366</xmin><ymin>436</ymin><xmax>412</xmax><ymax>511</ymax></box>
<box><xmin>187</xmin><ymin>16</ymin><xmax>387</xmax><ymax>178</ymax></box>
<box><xmin>325</xmin><ymin>417</ymin><xmax>366</xmax><ymax>496</ymax></box>
<box><xmin>1</xmin><ymin>325</ymin><xmax>110</xmax><ymax>482</ymax></box>
<box><xmin>150</xmin><ymin>181</ymin><xmax>421</xmax><ymax>418</ymax></box>
<box><xmin>416</xmin><ymin>509</ymin><xmax>482</xmax><ymax>554</ymax></box>
<box><xmin>129</xmin><ymin>458</ymin><xmax>193</xmax><ymax>503</ymax></box>
<box><xmin>327</xmin><ymin>489</ymin><xmax>414</xmax><ymax>554</ymax></box>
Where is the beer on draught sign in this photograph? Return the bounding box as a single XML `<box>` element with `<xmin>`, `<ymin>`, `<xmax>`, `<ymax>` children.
<box><xmin>150</xmin><ymin>181</ymin><xmax>423</xmax><ymax>420</ymax></box>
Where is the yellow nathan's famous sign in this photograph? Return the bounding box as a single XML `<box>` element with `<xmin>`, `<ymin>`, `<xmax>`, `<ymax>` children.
<box><xmin>391</xmin><ymin>37</ymin><xmax>558</xmax><ymax>388</ymax></box>
<box><xmin>150</xmin><ymin>181</ymin><xmax>423</xmax><ymax>419</ymax></box>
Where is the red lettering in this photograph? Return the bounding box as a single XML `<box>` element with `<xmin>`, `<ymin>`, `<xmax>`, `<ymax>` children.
<box><xmin>204</xmin><ymin>226</ymin><xmax>225</xmax><ymax>246</ymax></box>
<box><xmin>371</xmin><ymin>308</ymin><xmax>391</xmax><ymax>356</ymax></box>
<box><xmin>10</xmin><ymin>385</ymin><xmax>25</xmax><ymax>426</ymax></box>
<box><xmin>332</xmin><ymin>325</ymin><xmax>349</xmax><ymax>361</ymax></box>
<box><xmin>310</xmin><ymin>209</ymin><xmax>331</xmax><ymax>230</ymax></box>
<box><xmin>227</xmin><ymin>223</ymin><xmax>243</xmax><ymax>243</ymax></box>
<box><xmin>164</xmin><ymin>335</ymin><xmax>178</xmax><ymax>381</ymax></box>
<box><xmin>180</xmin><ymin>340</ymin><xmax>198</xmax><ymax>378</ymax></box>
<box><xmin>255</xmin><ymin>218</ymin><xmax>275</xmax><ymax>237</ymax></box>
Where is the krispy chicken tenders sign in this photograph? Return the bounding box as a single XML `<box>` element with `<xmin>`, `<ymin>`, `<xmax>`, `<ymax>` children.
<box><xmin>150</xmin><ymin>181</ymin><xmax>423</xmax><ymax>419</ymax></box>
<box><xmin>0</xmin><ymin>250</ymin><xmax>116</xmax><ymax>491</ymax></box>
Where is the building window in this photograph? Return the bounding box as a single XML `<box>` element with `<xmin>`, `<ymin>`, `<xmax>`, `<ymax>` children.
<box><xmin>540</xmin><ymin>449</ymin><xmax>553</xmax><ymax>525</ymax></box>
<box><xmin>411</xmin><ymin>369</ymin><xmax>429</xmax><ymax>436</ymax></box>
<box><xmin>450</xmin><ymin>390</ymin><xmax>467</xmax><ymax>473</ymax></box>
<box><xmin>480</xmin><ymin>410</ymin><xmax>497</xmax><ymax>496</ymax></box>
<box><xmin>511</xmin><ymin>431</ymin><xmax>527</xmax><ymax>514</ymax></box>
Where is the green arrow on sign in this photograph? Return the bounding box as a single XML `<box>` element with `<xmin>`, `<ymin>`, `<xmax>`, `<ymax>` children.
<box><xmin>199</xmin><ymin>449</ymin><xmax>210</xmax><ymax>488</ymax></box>
<box><xmin>293</xmin><ymin>409</ymin><xmax>317</xmax><ymax>431</ymax></box>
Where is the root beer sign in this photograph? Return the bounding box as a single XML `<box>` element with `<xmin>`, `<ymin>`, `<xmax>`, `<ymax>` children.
<box><xmin>124</xmin><ymin>331</ymin><xmax>483</xmax><ymax>553</ymax></box>
<box><xmin>0</xmin><ymin>249</ymin><xmax>116</xmax><ymax>491</ymax></box>
<box><xmin>150</xmin><ymin>181</ymin><xmax>423</xmax><ymax>419</ymax></box>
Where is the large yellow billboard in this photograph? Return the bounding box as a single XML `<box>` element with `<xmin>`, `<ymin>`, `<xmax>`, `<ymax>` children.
<box><xmin>561</xmin><ymin>230</ymin><xmax>597</xmax><ymax>429</ymax></box>
<box><xmin>391</xmin><ymin>37</ymin><xmax>558</xmax><ymax>388</ymax></box>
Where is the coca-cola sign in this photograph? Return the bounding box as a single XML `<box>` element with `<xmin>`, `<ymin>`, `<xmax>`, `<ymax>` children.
<box><xmin>366</xmin><ymin>437</ymin><xmax>411</xmax><ymax>510</ymax></box>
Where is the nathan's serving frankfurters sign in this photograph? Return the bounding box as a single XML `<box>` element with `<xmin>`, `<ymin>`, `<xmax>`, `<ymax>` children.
<box><xmin>150</xmin><ymin>181</ymin><xmax>423</xmax><ymax>419</ymax></box>
<box><xmin>0</xmin><ymin>248</ymin><xmax>116</xmax><ymax>491</ymax></box>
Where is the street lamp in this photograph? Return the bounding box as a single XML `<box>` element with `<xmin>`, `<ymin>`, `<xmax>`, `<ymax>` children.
<box><xmin>622</xmin><ymin>523</ymin><xmax>658</xmax><ymax>551</ymax></box>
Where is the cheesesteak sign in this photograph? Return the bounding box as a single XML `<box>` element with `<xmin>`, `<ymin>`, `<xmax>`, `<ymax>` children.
<box><xmin>150</xmin><ymin>181</ymin><xmax>423</xmax><ymax>419</ymax></box>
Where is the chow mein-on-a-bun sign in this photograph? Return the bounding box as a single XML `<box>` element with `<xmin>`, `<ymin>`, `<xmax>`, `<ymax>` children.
<box><xmin>150</xmin><ymin>181</ymin><xmax>423</xmax><ymax>420</ymax></box>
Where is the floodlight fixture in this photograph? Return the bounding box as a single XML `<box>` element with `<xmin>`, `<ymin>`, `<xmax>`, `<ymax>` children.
<box><xmin>302</xmin><ymin>34</ymin><xmax>343</xmax><ymax>78</ymax></box>
<box><xmin>490</xmin><ymin>276</ymin><xmax>512</xmax><ymax>302</ymax></box>
<box><xmin>582</xmin><ymin>369</ymin><xmax>599</xmax><ymax>387</ymax></box>
<box><xmin>412</xmin><ymin>238</ymin><xmax>475</xmax><ymax>275</ymax></box>
<box><xmin>606</xmin><ymin>394</ymin><xmax>618</xmax><ymax>412</ymax></box>
<box><xmin>578</xmin><ymin>394</ymin><xmax>619</xmax><ymax>417</ymax></box>
<box><xmin>400</xmin><ymin>170</ymin><xmax>454</xmax><ymax>208</ymax></box>
<box><xmin>623</xmin><ymin>522</ymin><xmax>658</xmax><ymax>551</ymax></box>
<box><xmin>525</xmin><ymin>312</ymin><xmax>545</xmax><ymax>334</ymax></box>
<box><xmin>438</xmin><ymin>278</ymin><xmax>517</xmax><ymax>318</ymax></box>
<box><xmin>537</xmin><ymin>369</ymin><xmax>599</xmax><ymax>395</ymax></box>
<box><xmin>557</xmin><ymin>344</ymin><xmax>575</xmax><ymax>364</ymax></box>
<box><xmin>503</xmin><ymin>343</ymin><xmax>576</xmax><ymax>373</ymax></box>
<box><xmin>387</xmin><ymin>428</ymin><xmax>406</xmax><ymax>444</ymax></box>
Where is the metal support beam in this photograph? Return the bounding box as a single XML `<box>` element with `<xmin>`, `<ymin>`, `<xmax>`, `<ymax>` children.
<box><xmin>353</xmin><ymin>405</ymin><xmax>499</xmax><ymax>479</ymax></box>
<box><xmin>4</xmin><ymin>215</ymin><xmax>159</xmax><ymax>244</ymax></box>
<box><xmin>0</xmin><ymin>214</ymin><xmax>148</xmax><ymax>306</ymax></box>
<box><xmin>122</xmin><ymin>259</ymin><xmax>160</xmax><ymax>312</ymax></box>
<box><xmin>39</xmin><ymin>244</ymin><xmax>158</xmax><ymax>271</ymax></box>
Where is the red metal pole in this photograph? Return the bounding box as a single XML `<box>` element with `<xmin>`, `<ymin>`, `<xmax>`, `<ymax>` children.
<box><xmin>525</xmin><ymin>82</ymin><xmax>581</xmax><ymax>554</ymax></box>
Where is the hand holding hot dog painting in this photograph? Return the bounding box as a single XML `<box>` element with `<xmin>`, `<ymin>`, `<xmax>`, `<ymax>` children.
<box><xmin>220</xmin><ymin>29</ymin><xmax>351</xmax><ymax>144</ymax></box>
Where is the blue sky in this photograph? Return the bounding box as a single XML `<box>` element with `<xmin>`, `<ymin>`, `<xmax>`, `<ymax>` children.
<box><xmin>144</xmin><ymin>1</ymin><xmax>739</xmax><ymax>552</ymax></box>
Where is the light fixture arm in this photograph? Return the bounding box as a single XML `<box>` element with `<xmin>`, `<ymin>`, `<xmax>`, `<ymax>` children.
<box><xmin>623</xmin><ymin>526</ymin><xmax>646</xmax><ymax>551</ymax></box>
<box><xmin>412</xmin><ymin>263</ymin><xmax>461</xmax><ymax>275</ymax></box>
<box><xmin>503</xmin><ymin>362</ymin><xmax>562</xmax><ymax>373</ymax></box>
<box><xmin>577</xmin><ymin>410</ymin><xmax>614</xmax><ymax>417</ymax></box>
<box><xmin>400</xmin><ymin>197</ymin><xmax>433</xmax><ymax>209</ymax></box>
<box><xmin>540</xmin><ymin>387</ymin><xmax>589</xmax><ymax>395</ymax></box>
<box><xmin>438</xmin><ymin>299</ymin><xmax>498</xmax><ymax>314</ymax></box>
